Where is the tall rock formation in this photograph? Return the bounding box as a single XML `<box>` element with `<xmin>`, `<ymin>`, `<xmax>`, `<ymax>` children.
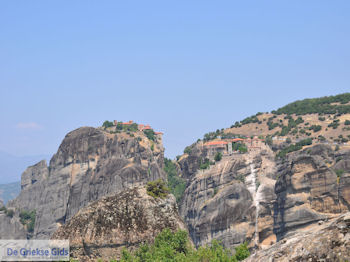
<box><xmin>2</xmin><ymin>126</ymin><xmax>165</xmax><ymax>239</ymax></box>
<box><xmin>180</xmin><ymin>141</ymin><xmax>277</xmax><ymax>250</ymax></box>
<box><xmin>179</xmin><ymin>141</ymin><xmax>350</xmax><ymax>251</ymax></box>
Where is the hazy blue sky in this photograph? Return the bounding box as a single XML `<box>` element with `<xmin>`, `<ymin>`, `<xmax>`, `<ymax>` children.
<box><xmin>1</xmin><ymin>1</ymin><xmax>349</xmax><ymax>160</ymax></box>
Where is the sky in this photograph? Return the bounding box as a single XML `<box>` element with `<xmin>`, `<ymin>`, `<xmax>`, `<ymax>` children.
<box><xmin>0</xmin><ymin>1</ymin><xmax>350</xmax><ymax>163</ymax></box>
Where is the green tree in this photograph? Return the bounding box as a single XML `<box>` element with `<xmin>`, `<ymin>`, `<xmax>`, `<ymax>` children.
<box><xmin>119</xmin><ymin>228</ymin><xmax>250</xmax><ymax>262</ymax></box>
<box><xmin>102</xmin><ymin>120</ymin><xmax>114</xmax><ymax>128</ymax></box>
<box><xmin>238</xmin><ymin>144</ymin><xmax>248</xmax><ymax>153</ymax></box>
<box><xmin>234</xmin><ymin>242</ymin><xmax>250</xmax><ymax>261</ymax></box>
<box><xmin>164</xmin><ymin>158</ymin><xmax>186</xmax><ymax>203</ymax></box>
<box><xmin>214</xmin><ymin>152</ymin><xmax>222</xmax><ymax>162</ymax></box>
<box><xmin>144</xmin><ymin>129</ymin><xmax>156</xmax><ymax>141</ymax></box>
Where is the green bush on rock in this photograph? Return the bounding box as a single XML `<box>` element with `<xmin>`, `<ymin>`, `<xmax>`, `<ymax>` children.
<box><xmin>119</xmin><ymin>229</ymin><xmax>250</xmax><ymax>262</ymax></box>
<box><xmin>146</xmin><ymin>179</ymin><xmax>170</xmax><ymax>199</ymax></box>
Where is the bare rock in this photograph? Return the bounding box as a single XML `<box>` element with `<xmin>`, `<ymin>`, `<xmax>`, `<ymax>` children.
<box><xmin>52</xmin><ymin>187</ymin><xmax>187</xmax><ymax>261</ymax></box>
<box><xmin>3</xmin><ymin>126</ymin><xmax>166</xmax><ymax>239</ymax></box>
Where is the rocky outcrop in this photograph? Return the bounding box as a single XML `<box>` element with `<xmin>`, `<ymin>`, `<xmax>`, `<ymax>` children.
<box><xmin>0</xmin><ymin>207</ymin><xmax>26</xmax><ymax>239</ymax></box>
<box><xmin>179</xmin><ymin>143</ymin><xmax>350</xmax><ymax>251</ymax></box>
<box><xmin>177</xmin><ymin>143</ymin><xmax>209</xmax><ymax>180</ymax></box>
<box><xmin>245</xmin><ymin>212</ymin><xmax>350</xmax><ymax>262</ymax></box>
<box><xmin>52</xmin><ymin>187</ymin><xmax>187</xmax><ymax>261</ymax></box>
<box><xmin>273</xmin><ymin>146</ymin><xmax>350</xmax><ymax>242</ymax></box>
<box><xmin>20</xmin><ymin>160</ymin><xmax>48</xmax><ymax>190</ymax></box>
<box><xmin>180</xmin><ymin>143</ymin><xmax>277</xmax><ymax>250</ymax></box>
<box><xmin>4</xmin><ymin>126</ymin><xmax>166</xmax><ymax>239</ymax></box>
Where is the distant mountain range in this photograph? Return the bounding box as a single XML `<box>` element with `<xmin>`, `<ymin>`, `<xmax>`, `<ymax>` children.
<box><xmin>0</xmin><ymin>151</ymin><xmax>51</xmax><ymax>184</ymax></box>
<box><xmin>0</xmin><ymin>181</ymin><xmax>21</xmax><ymax>204</ymax></box>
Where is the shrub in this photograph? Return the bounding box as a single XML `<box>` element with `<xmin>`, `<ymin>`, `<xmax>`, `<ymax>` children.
<box><xmin>265</xmin><ymin>136</ymin><xmax>273</xmax><ymax>146</ymax></box>
<box><xmin>234</xmin><ymin>242</ymin><xmax>250</xmax><ymax>261</ymax></box>
<box><xmin>119</xmin><ymin>228</ymin><xmax>250</xmax><ymax>261</ymax></box>
<box><xmin>238</xmin><ymin>144</ymin><xmax>248</xmax><ymax>153</ymax></box>
<box><xmin>19</xmin><ymin>210</ymin><xmax>36</xmax><ymax>232</ymax></box>
<box><xmin>164</xmin><ymin>158</ymin><xmax>186</xmax><ymax>203</ymax></box>
<box><xmin>267</xmin><ymin>120</ymin><xmax>279</xmax><ymax>130</ymax></box>
<box><xmin>146</xmin><ymin>180</ymin><xmax>169</xmax><ymax>199</ymax></box>
<box><xmin>309</xmin><ymin>125</ymin><xmax>322</xmax><ymax>132</ymax></box>
<box><xmin>277</xmin><ymin>138</ymin><xmax>312</xmax><ymax>158</ymax></box>
<box><xmin>236</xmin><ymin>174</ymin><xmax>245</xmax><ymax>183</ymax></box>
<box><xmin>144</xmin><ymin>129</ymin><xmax>156</xmax><ymax>141</ymax></box>
<box><xmin>345</xmin><ymin>120</ymin><xmax>350</xmax><ymax>125</ymax></box>
<box><xmin>6</xmin><ymin>209</ymin><xmax>14</xmax><ymax>218</ymax></box>
<box><xmin>335</xmin><ymin>169</ymin><xmax>344</xmax><ymax>178</ymax></box>
<box><xmin>214</xmin><ymin>152</ymin><xmax>222</xmax><ymax>162</ymax></box>
<box><xmin>102</xmin><ymin>120</ymin><xmax>114</xmax><ymax>128</ymax></box>
<box><xmin>241</xmin><ymin>115</ymin><xmax>259</xmax><ymax>125</ymax></box>
<box><xmin>184</xmin><ymin>146</ymin><xmax>192</xmax><ymax>155</ymax></box>
<box><xmin>199</xmin><ymin>158</ymin><xmax>210</xmax><ymax>170</ymax></box>
<box><xmin>328</xmin><ymin>120</ymin><xmax>340</xmax><ymax>129</ymax></box>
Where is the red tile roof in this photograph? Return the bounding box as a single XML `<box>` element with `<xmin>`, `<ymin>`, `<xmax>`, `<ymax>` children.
<box><xmin>231</xmin><ymin>138</ymin><xmax>244</xmax><ymax>142</ymax></box>
<box><xmin>204</xmin><ymin>141</ymin><xmax>228</xmax><ymax>146</ymax></box>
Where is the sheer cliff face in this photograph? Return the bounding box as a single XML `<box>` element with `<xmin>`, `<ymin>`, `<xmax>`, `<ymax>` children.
<box><xmin>6</xmin><ymin>127</ymin><xmax>166</xmax><ymax>239</ymax></box>
<box><xmin>179</xmin><ymin>143</ymin><xmax>350</xmax><ymax>250</ymax></box>
<box><xmin>52</xmin><ymin>187</ymin><xmax>187</xmax><ymax>261</ymax></box>
<box><xmin>180</xmin><ymin>143</ymin><xmax>277</xmax><ymax>249</ymax></box>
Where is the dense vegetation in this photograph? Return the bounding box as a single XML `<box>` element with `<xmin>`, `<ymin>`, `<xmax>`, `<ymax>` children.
<box><xmin>199</xmin><ymin>158</ymin><xmax>213</xmax><ymax>170</ymax></box>
<box><xmin>146</xmin><ymin>179</ymin><xmax>170</xmax><ymax>199</ymax></box>
<box><xmin>214</xmin><ymin>152</ymin><xmax>223</xmax><ymax>162</ymax></box>
<box><xmin>164</xmin><ymin>158</ymin><xmax>186</xmax><ymax>203</ymax></box>
<box><xmin>103</xmin><ymin>120</ymin><xmax>139</xmax><ymax>133</ymax></box>
<box><xmin>203</xmin><ymin>129</ymin><xmax>246</xmax><ymax>142</ymax></box>
<box><xmin>119</xmin><ymin>229</ymin><xmax>250</xmax><ymax>262</ymax></box>
<box><xmin>277</xmin><ymin>138</ymin><xmax>313</xmax><ymax>158</ymax></box>
<box><xmin>272</xmin><ymin>93</ymin><xmax>350</xmax><ymax>115</ymax></box>
<box><xmin>19</xmin><ymin>210</ymin><xmax>36</xmax><ymax>233</ymax></box>
<box><xmin>102</xmin><ymin>120</ymin><xmax>114</xmax><ymax>128</ymax></box>
<box><xmin>232</xmin><ymin>142</ymin><xmax>247</xmax><ymax>153</ymax></box>
<box><xmin>309</xmin><ymin>125</ymin><xmax>322</xmax><ymax>132</ymax></box>
<box><xmin>144</xmin><ymin>129</ymin><xmax>156</xmax><ymax>141</ymax></box>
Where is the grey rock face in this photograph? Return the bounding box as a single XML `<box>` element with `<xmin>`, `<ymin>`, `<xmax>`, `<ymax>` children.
<box><xmin>180</xmin><ymin>144</ymin><xmax>277</xmax><ymax>250</ymax></box>
<box><xmin>21</xmin><ymin>160</ymin><xmax>48</xmax><ymax>190</ymax></box>
<box><xmin>179</xmin><ymin>143</ymin><xmax>350</xmax><ymax>251</ymax></box>
<box><xmin>177</xmin><ymin>143</ymin><xmax>209</xmax><ymax>180</ymax></box>
<box><xmin>0</xmin><ymin>210</ymin><xmax>26</xmax><ymax>239</ymax></box>
<box><xmin>52</xmin><ymin>187</ymin><xmax>188</xmax><ymax>261</ymax></box>
<box><xmin>4</xmin><ymin>126</ymin><xmax>166</xmax><ymax>239</ymax></box>
<box><xmin>273</xmin><ymin>152</ymin><xmax>344</xmax><ymax>241</ymax></box>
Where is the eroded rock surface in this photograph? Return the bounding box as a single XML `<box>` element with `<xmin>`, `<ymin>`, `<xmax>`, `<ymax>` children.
<box><xmin>245</xmin><ymin>212</ymin><xmax>350</xmax><ymax>262</ymax></box>
<box><xmin>52</xmin><ymin>187</ymin><xmax>187</xmax><ymax>261</ymax></box>
<box><xmin>180</xmin><ymin>143</ymin><xmax>277</xmax><ymax>250</ymax></box>
<box><xmin>3</xmin><ymin>126</ymin><xmax>165</xmax><ymax>239</ymax></box>
<box><xmin>179</xmin><ymin>143</ymin><xmax>350</xmax><ymax>251</ymax></box>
